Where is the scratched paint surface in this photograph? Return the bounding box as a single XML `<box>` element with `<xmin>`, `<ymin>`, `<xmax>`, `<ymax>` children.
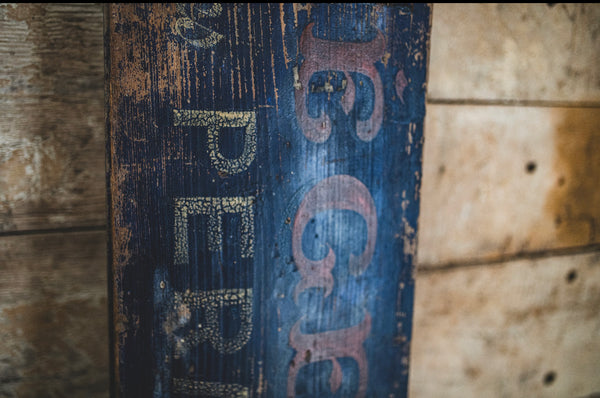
<box><xmin>105</xmin><ymin>3</ymin><xmax>430</xmax><ymax>397</ymax></box>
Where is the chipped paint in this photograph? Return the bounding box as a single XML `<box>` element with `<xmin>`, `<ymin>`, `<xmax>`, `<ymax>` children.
<box><xmin>174</xmin><ymin>110</ymin><xmax>257</xmax><ymax>175</ymax></box>
<box><xmin>106</xmin><ymin>4</ymin><xmax>430</xmax><ymax>396</ymax></box>
<box><xmin>173</xmin><ymin>196</ymin><xmax>255</xmax><ymax>262</ymax></box>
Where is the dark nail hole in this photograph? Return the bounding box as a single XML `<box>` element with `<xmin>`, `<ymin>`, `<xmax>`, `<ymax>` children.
<box><xmin>566</xmin><ymin>269</ymin><xmax>577</xmax><ymax>283</ymax></box>
<box><xmin>543</xmin><ymin>371</ymin><xmax>556</xmax><ymax>386</ymax></box>
<box><xmin>557</xmin><ymin>176</ymin><xmax>565</xmax><ymax>187</ymax></box>
<box><xmin>304</xmin><ymin>349</ymin><xmax>311</xmax><ymax>363</ymax></box>
<box><xmin>526</xmin><ymin>161</ymin><xmax>537</xmax><ymax>174</ymax></box>
<box><xmin>438</xmin><ymin>165</ymin><xmax>446</xmax><ymax>175</ymax></box>
<box><xmin>554</xmin><ymin>215</ymin><xmax>562</xmax><ymax>226</ymax></box>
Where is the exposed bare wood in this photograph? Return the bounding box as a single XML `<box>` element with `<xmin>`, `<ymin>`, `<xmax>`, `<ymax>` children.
<box><xmin>0</xmin><ymin>3</ymin><xmax>105</xmax><ymax>233</ymax></box>
<box><xmin>418</xmin><ymin>104</ymin><xmax>600</xmax><ymax>267</ymax></box>
<box><xmin>0</xmin><ymin>230</ymin><xmax>108</xmax><ymax>398</ymax></box>
<box><xmin>428</xmin><ymin>4</ymin><xmax>600</xmax><ymax>103</ymax></box>
<box><xmin>411</xmin><ymin>251</ymin><xmax>600</xmax><ymax>398</ymax></box>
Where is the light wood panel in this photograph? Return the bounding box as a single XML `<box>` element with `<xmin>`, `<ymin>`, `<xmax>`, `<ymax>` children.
<box><xmin>410</xmin><ymin>251</ymin><xmax>600</xmax><ymax>398</ymax></box>
<box><xmin>418</xmin><ymin>104</ymin><xmax>600</xmax><ymax>267</ymax></box>
<box><xmin>428</xmin><ymin>3</ymin><xmax>600</xmax><ymax>103</ymax></box>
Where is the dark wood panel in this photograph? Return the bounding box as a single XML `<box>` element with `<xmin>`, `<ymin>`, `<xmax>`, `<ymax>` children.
<box><xmin>0</xmin><ymin>3</ymin><xmax>106</xmax><ymax>232</ymax></box>
<box><xmin>0</xmin><ymin>230</ymin><xmax>109</xmax><ymax>397</ymax></box>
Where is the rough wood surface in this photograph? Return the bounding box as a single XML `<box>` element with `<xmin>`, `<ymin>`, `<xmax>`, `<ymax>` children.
<box><xmin>428</xmin><ymin>3</ymin><xmax>600</xmax><ymax>103</ymax></box>
<box><xmin>0</xmin><ymin>230</ymin><xmax>109</xmax><ymax>398</ymax></box>
<box><xmin>418</xmin><ymin>104</ymin><xmax>600</xmax><ymax>267</ymax></box>
<box><xmin>410</xmin><ymin>251</ymin><xmax>600</xmax><ymax>398</ymax></box>
<box><xmin>106</xmin><ymin>3</ymin><xmax>430</xmax><ymax>397</ymax></box>
<box><xmin>0</xmin><ymin>3</ymin><xmax>598</xmax><ymax>398</ymax></box>
<box><xmin>0</xmin><ymin>3</ymin><xmax>105</xmax><ymax>232</ymax></box>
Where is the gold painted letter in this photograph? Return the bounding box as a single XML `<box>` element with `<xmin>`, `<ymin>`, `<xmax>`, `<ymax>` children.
<box><xmin>174</xmin><ymin>196</ymin><xmax>255</xmax><ymax>264</ymax></box>
<box><xmin>174</xmin><ymin>110</ymin><xmax>257</xmax><ymax>175</ymax></box>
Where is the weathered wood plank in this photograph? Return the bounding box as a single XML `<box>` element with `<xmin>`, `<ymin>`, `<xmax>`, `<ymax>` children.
<box><xmin>418</xmin><ymin>104</ymin><xmax>600</xmax><ymax>267</ymax></box>
<box><xmin>106</xmin><ymin>3</ymin><xmax>430</xmax><ymax>397</ymax></box>
<box><xmin>0</xmin><ymin>3</ymin><xmax>105</xmax><ymax>232</ymax></box>
<box><xmin>0</xmin><ymin>230</ymin><xmax>108</xmax><ymax>397</ymax></box>
<box><xmin>428</xmin><ymin>3</ymin><xmax>600</xmax><ymax>103</ymax></box>
<box><xmin>410</xmin><ymin>251</ymin><xmax>600</xmax><ymax>398</ymax></box>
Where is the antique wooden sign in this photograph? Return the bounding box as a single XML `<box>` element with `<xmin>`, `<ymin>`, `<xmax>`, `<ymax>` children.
<box><xmin>105</xmin><ymin>3</ymin><xmax>431</xmax><ymax>397</ymax></box>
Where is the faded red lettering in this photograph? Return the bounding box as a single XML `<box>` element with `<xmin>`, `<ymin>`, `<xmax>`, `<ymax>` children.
<box><xmin>287</xmin><ymin>312</ymin><xmax>372</xmax><ymax>398</ymax></box>
<box><xmin>294</xmin><ymin>22</ymin><xmax>385</xmax><ymax>143</ymax></box>
<box><xmin>292</xmin><ymin>175</ymin><xmax>377</xmax><ymax>301</ymax></box>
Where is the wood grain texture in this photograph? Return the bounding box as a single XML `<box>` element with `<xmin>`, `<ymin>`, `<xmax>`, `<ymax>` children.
<box><xmin>106</xmin><ymin>3</ymin><xmax>430</xmax><ymax>397</ymax></box>
<box><xmin>0</xmin><ymin>3</ymin><xmax>597</xmax><ymax>398</ymax></box>
<box><xmin>0</xmin><ymin>3</ymin><xmax>105</xmax><ymax>232</ymax></box>
<box><xmin>410</xmin><ymin>251</ymin><xmax>600</xmax><ymax>398</ymax></box>
<box><xmin>428</xmin><ymin>3</ymin><xmax>600</xmax><ymax>103</ymax></box>
<box><xmin>0</xmin><ymin>230</ymin><xmax>109</xmax><ymax>398</ymax></box>
<box><xmin>418</xmin><ymin>104</ymin><xmax>600</xmax><ymax>267</ymax></box>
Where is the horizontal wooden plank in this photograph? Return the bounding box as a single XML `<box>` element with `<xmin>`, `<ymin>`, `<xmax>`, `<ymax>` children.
<box><xmin>0</xmin><ymin>229</ymin><xmax>108</xmax><ymax>304</ymax></box>
<box><xmin>418</xmin><ymin>104</ymin><xmax>600</xmax><ymax>267</ymax></box>
<box><xmin>428</xmin><ymin>3</ymin><xmax>600</xmax><ymax>103</ymax></box>
<box><xmin>410</xmin><ymin>251</ymin><xmax>600</xmax><ymax>398</ymax></box>
<box><xmin>0</xmin><ymin>3</ymin><xmax>105</xmax><ymax>232</ymax></box>
<box><xmin>0</xmin><ymin>230</ymin><xmax>108</xmax><ymax>397</ymax></box>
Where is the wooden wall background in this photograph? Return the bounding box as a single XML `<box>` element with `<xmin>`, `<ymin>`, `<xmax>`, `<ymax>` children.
<box><xmin>0</xmin><ymin>3</ymin><xmax>598</xmax><ymax>397</ymax></box>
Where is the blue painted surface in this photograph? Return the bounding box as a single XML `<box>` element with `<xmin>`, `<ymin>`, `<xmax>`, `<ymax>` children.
<box><xmin>106</xmin><ymin>3</ymin><xmax>431</xmax><ymax>397</ymax></box>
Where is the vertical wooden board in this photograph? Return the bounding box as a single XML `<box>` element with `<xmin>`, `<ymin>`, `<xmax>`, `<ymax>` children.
<box><xmin>418</xmin><ymin>104</ymin><xmax>600</xmax><ymax>267</ymax></box>
<box><xmin>428</xmin><ymin>3</ymin><xmax>600</xmax><ymax>103</ymax></box>
<box><xmin>106</xmin><ymin>3</ymin><xmax>430</xmax><ymax>397</ymax></box>
<box><xmin>0</xmin><ymin>231</ymin><xmax>108</xmax><ymax>398</ymax></box>
<box><xmin>0</xmin><ymin>3</ymin><xmax>106</xmax><ymax>232</ymax></box>
<box><xmin>410</xmin><ymin>252</ymin><xmax>600</xmax><ymax>398</ymax></box>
